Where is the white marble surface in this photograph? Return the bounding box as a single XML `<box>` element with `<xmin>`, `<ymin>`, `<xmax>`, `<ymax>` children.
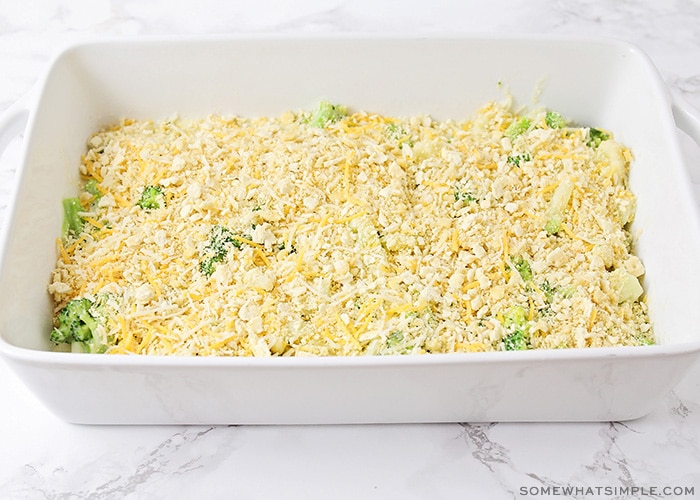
<box><xmin>1</xmin><ymin>1</ymin><xmax>700</xmax><ymax>498</ymax></box>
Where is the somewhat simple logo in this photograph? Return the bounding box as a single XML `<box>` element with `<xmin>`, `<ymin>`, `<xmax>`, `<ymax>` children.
<box><xmin>518</xmin><ymin>485</ymin><xmax>696</xmax><ymax>497</ymax></box>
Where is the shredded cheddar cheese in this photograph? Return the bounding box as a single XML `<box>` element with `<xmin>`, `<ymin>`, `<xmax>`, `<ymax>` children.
<box><xmin>48</xmin><ymin>101</ymin><xmax>653</xmax><ymax>356</ymax></box>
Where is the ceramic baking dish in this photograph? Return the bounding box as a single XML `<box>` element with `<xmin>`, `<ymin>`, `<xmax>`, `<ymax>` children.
<box><xmin>1</xmin><ymin>36</ymin><xmax>700</xmax><ymax>424</ymax></box>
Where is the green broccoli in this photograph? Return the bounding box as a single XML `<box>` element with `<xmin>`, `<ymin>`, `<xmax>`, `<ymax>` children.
<box><xmin>544</xmin><ymin>217</ymin><xmax>562</xmax><ymax>235</ymax></box>
<box><xmin>540</xmin><ymin>280</ymin><xmax>555</xmax><ymax>303</ymax></box>
<box><xmin>503</xmin><ymin>329</ymin><xmax>528</xmax><ymax>351</ymax></box>
<box><xmin>587</xmin><ymin>127</ymin><xmax>610</xmax><ymax>148</ymax></box>
<box><xmin>386</xmin><ymin>123</ymin><xmax>403</xmax><ymax>139</ymax></box>
<box><xmin>504</xmin><ymin>117</ymin><xmax>531</xmax><ymax>139</ymax></box>
<box><xmin>545</xmin><ymin>111</ymin><xmax>566</xmax><ymax>129</ymax></box>
<box><xmin>558</xmin><ymin>285</ymin><xmax>576</xmax><ymax>299</ymax></box>
<box><xmin>511</xmin><ymin>255</ymin><xmax>533</xmax><ymax>282</ymax></box>
<box><xmin>387</xmin><ymin>123</ymin><xmax>415</xmax><ymax>147</ymax></box>
<box><xmin>84</xmin><ymin>179</ymin><xmax>101</xmax><ymax>197</ymax></box>
<box><xmin>544</xmin><ymin>179</ymin><xmax>574</xmax><ymax>235</ymax></box>
<box><xmin>83</xmin><ymin>178</ymin><xmax>103</xmax><ymax>204</ymax></box>
<box><xmin>538</xmin><ymin>280</ymin><xmax>576</xmax><ymax>314</ymax></box>
<box><xmin>199</xmin><ymin>225</ymin><xmax>247</xmax><ymax>276</ymax></box>
<box><xmin>137</xmin><ymin>185</ymin><xmax>164</xmax><ymax>210</ymax></box>
<box><xmin>50</xmin><ymin>297</ymin><xmax>108</xmax><ymax>353</ymax></box>
<box><xmin>635</xmin><ymin>334</ymin><xmax>654</xmax><ymax>346</ymax></box>
<box><xmin>454</xmin><ymin>186</ymin><xmax>478</xmax><ymax>204</ymax></box>
<box><xmin>506</xmin><ymin>152</ymin><xmax>530</xmax><ymax>167</ymax></box>
<box><xmin>386</xmin><ymin>330</ymin><xmax>404</xmax><ymax>348</ymax></box>
<box><xmin>62</xmin><ymin>197</ymin><xmax>85</xmax><ymax>238</ymax></box>
<box><xmin>502</xmin><ymin>305</ymin><xmax>530</xmax><ymax>351</ymax></box>
<box><xmin>309</xmin><ymin>101</ymin><xmax>348</xmax><ymax>128</ymax></box>
<box><xmin>277</xmin><ymin>242</ymin><xmax>297</xmax><ymax>254</ymax></box>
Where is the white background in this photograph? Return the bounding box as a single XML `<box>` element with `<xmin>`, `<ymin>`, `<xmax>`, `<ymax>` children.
<box><xmin>1</xmin><ymin>1</ymin><xmax>699</xmax><ymax>499</ymax></box>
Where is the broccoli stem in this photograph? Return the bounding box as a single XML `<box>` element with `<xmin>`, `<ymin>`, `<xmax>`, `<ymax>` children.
<box><xmin>62</xmin><ymin>197</ymin><xmax>85</xmax><ymax>238</ymax></box>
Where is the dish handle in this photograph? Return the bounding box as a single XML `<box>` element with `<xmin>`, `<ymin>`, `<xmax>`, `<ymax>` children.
<box><xmin>672</xmin><ymin>92</ymin><xmax>700</xmax><ymax>203</ymax></box>
<box><xmin>0</xmin><ymin>95</ymin><xmax>30</xmax><ymax>160</ymax></box>
<box><xmin>672</xmin><ymin>92</ymin><xmax>700</xmax><ymax>149</ymax></box>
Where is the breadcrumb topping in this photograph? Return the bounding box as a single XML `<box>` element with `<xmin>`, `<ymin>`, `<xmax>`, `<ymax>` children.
<box><xmin>48</xmin><ymin>100</ymin><xmax>653</xmax><ymax>356</ymax></box>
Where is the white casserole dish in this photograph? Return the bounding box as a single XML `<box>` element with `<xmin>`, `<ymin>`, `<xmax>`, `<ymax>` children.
<box><xmin>1</xmin><ymin>36</ymin><xmax>700</xmax><ymax>424</ymax></box>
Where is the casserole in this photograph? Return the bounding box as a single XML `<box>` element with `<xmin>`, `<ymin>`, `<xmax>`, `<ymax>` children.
<box><xmin>1</xmin><ymin>36</ymin><xmax>700</xmax><ymax>423</ymax></box>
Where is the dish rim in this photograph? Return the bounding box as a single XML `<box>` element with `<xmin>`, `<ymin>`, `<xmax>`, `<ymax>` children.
<box><xmin>1</xmin><ymin>33</ymin><xmax>699</xmax><ymax>365</ymax></box>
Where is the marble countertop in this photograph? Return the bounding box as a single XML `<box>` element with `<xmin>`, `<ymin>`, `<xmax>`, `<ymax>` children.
<box><xmin>1</xmin><ymin>1</ymin><xmax>700</xmax><ymax>498</ymax></box>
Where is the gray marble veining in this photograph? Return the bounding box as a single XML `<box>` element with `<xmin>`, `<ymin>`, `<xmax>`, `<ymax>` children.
<box><xmin>0</xmin><ymin>1</ymin><xmax>699</xmax><ymax>498</ymax></box>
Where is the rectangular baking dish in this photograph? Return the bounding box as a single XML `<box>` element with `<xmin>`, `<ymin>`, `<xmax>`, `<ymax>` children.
<box><xmin>1</xmin><ymin>36</ymin><xmax>700</xmax><ymax>424</ymax></box>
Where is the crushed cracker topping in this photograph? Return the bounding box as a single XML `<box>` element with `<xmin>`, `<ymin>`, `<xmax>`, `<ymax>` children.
<box><xmin>49</xmin><ymin>100</ymin><xmax>653</xmax><ymax>356</ymax></box>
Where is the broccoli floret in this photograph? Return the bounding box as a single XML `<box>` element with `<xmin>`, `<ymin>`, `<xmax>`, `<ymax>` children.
<box><xmin>454</xmin><ymin>187</ymin><xmax>478</xmax><ymax>204</ymax></box>
<box><xmin>587</xmin><ymin>127</ymin><xmax>610</xmax><ymax>148</ymax></box>
<box><xmin>277</xmin><ymin>242</ymin><xmax>297</xmax><ymax>254</ymax></box>
<box><xmin>386</xmin><ymin>330</ymin><xmax>404</xmax><ymax>348</ymax></box>
<box><xmin>62</xmin><ymin>197</ymin><xmax>85</xmax><ymax>238</ymax></box>
<box><xmin>540</xmin><ymin>279</ymin><xmax>555</xmax><ymax>303</ymax></box>
<box><xmin>199</xmin><ymin>257</ymin><xmax>217</xmax><ymax>277</ymax></box>
<box><xmin>309</xmin><ymin>101</ymin><xmax>348</xmax><ymax>128</ymax></box>
<box><xmin>511</xmin><ymin>256</ymin><xmax>533</xmax><ymax>282</ymax></box>
<box><xmin>539</xmin><ymin>280</ymin><xmax>575</xmax><ymax>309</ymax></box>
<box><xmin>544</xmin><ymin>179</ymin><xmax>574</xmax><ymax>235</ymax></box>
<box><xmin>137</xmin><ymin>185</ymin><xmax>164</xmax><ymax>210</ymax></box>
<box><xmin>544</xmin><ymin>216</ymin><xmax>562</xmax><ymax>236</ymax></box>
<box><xmin>83</xmin><ymin>178</ymin><xmax>102</xmax><ymax>203</ymax></box>
<box><xmin>558</xmin><ymin>285</ymin><xmax>576</xmax><ymax>299</ymax></box>
<box><xmin>503</xmin><ymin>329</ymin><xmax>528</xmax><ymax>351</ymax></box>
<box><xmin>545</xmin><ymin>111</ymin><xmax>566</xmax><ymax>129</ymax></box>
<box><xmin>636</xmin><ymin>334</ymin><xmax>654</xmax><ymax>346</ymax></box>
<box><xmin>506</xmin><ymin>152</ymin><xmax>530</xmax><ymax>167</ymax></box>
<box><xmin>199</xmin><ymin>225</ymin><xmax>248</xmax><ymax>276</ymax></box>
<box><xmin>84</xmin><ymin>179</ymin><xmax>101</xmax><ymax>197</ymax></box>
<box><xmin>386</xmin><ymin>123</ymin><xmax>401</xmax><ymax>138</ymax></box>
<box><xmin>454</xmin><ymin>180</ymin><xmax>479</xmax><ymax>205</ymax></box>
<box><xmin>502</xmin><ymin>305</ymin><xmax>530</xmax><ymax>351</ymax></box>
<box><xmin>50</xmin><ymin>297</ymin><xmax>108</xmax><ymax>353</ymax></box>
<box><xmin>504</xmin><ymin>117</ymin><xmax>531</xmax><ymax>139</ymax></box>
<box><xmin>386</xmin><ymin>123</ymin><xmax>415</xmax><ymax>145</ymax></box>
